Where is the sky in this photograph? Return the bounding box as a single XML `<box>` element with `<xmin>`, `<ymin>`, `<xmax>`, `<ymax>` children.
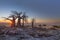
<box><xmin>0</xmin><ymin>0</ymin><xmax>60</xmax><ymax>23</ymax></box>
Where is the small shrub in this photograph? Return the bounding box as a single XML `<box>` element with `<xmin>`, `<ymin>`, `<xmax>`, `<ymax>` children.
<box><xmin>43</xmin><ymin>24</ymin><xmax>46</xmax><ymax>26</ymax></box>
<box><xmin>53</xmin><ymin>25</ymin><xmax>60</xmax><ymax>28</ymax></box>
<box><xmin>39</xmin><ymin>24</ymin><xmax>41</xmax><ymax>27</ymax></box>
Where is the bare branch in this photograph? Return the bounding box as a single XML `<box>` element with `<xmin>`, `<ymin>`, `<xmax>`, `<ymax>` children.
<box><xmin>2</xmin><ymin>17</ymin><xmax>12</xmax><ymax>21</ymax></box>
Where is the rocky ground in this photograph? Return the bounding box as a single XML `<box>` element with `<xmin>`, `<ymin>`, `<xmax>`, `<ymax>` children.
<box><xmin>0</xmin><ymin>27</ymin><xmax>60</xmax><ymax>40</ymax></box>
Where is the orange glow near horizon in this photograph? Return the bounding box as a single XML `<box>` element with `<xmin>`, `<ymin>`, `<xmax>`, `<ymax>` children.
<box><xmin>35</xmin><ymin>18</ymin><xmax>60</xmax><ymax>23</ymax></box>
<box><xmin>0</xmin><ymin>19</ymin><xmax>12</xmax><ymax>25</ymax></box>
<box><xmin>0</xmin><ymin>18</ymin><xmax>60</xmax><ymax>24</ymax></box>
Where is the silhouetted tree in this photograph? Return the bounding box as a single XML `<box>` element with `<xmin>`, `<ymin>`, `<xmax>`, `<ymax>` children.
<box><xmin>2</xmin><ymin>11</ymin><xmax>28</xmax><ymax>28</ymax></box>
<box><xmin>31</xmin><ymin>18</ymin><xmax>35</xmax><ymax>28</ymax></box>
<box><xmin>8</xmin><ymin>15</ymin><xmax>16</xmax><ymax>27</ymax></box>
<box><xmin>22</xmin><ymin>12</ymin><xmax>28</xmax><ymax>27</ymax></box>
<box><xmin>12</xmin><ymin>11</ymin><xmax>22</xmax><ymax>27</ymax></box>
<box><xmin>2</xmin><ymin>15</ymin><xmax>16</xmax><ymax>27</ymax></box>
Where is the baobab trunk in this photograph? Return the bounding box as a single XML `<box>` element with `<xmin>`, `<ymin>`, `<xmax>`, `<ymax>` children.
<box><xmin>11</xmin><ymin>18</ymin><xmax>15</xmax><ymax>27</ymax></box>
<box><xmin>31</xmin><ymin>18</ymin><xmax>35</xmax><ymax>28</ymax></box>
<box><xmin>22</xmin><ymin>18</ymin><xmax>24</xmax><ymax>27</ymax></box>
<box><xmin>32</xmin><ymin>21</ymin><xmax>34</xmax><ymax>28</ymax></box>
<box><xmin>17</xmin><ymin>18</ymin><xmax>21</xmax><ymax>27</ymax></box>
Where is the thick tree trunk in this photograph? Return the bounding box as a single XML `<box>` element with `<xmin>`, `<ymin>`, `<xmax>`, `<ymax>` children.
<box><xmin>31</xmin><ymin>19</ymin><xmax>35</xmax><ymax>28</ymax></box>
<box><xmin>17</xmin><ymin>18</ymin><xmax>21</xmax><ymax>27</ymax></box>
<box><xmin>22</xmin><ymin>19</ymin><xmax>24</xmax><ymax>27</ymax></box>
<box><xmin>11</xmin><ymin>18</ymin><xmax>15</xmax><ymax>27</ymax></box>
<box><xmin>32</xmin><ymin>21</ymin><xmax>34</xmax><ymax>28</ymax></box>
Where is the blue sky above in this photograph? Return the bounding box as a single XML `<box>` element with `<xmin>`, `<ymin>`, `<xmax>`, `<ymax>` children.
<box><xmin>0</xmin><ymin>0</ymin><xmax>60</xmax><ymax>20</ymax></box>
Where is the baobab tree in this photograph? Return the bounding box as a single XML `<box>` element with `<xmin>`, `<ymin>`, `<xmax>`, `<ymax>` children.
<box><xmin>2</xmin><ymin>11</ymin><xmax>28</xmax><ymax>27</ymax></box>
<box><xmin>22</xmin><ymin>12</ymin><xmax>28</xmax><ymax>27</ymax></box>
<box><xmin>2</xmin><ymin>15</ymin><xmax>16</xmax><ymax>27</ymax></box>
<box><xmin>31</xmin><ymin>18</ymin><xmax>35</xmax><ymax>28</ymax></box>
<box><xmin>12</xmin><ymin>11</ymin><xmax>22</xmax><ymax>27</ymax></box>
<box><xmin>8</xmin><ymin>15</ymin><xmax>16</xmax><ymax>27</ymax></box>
